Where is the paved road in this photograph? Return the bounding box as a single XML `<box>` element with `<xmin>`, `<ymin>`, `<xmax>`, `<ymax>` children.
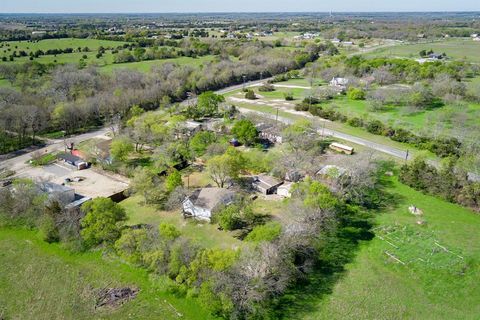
<box><xmin>0</xmin><ymin>127</ymin><xmax>112</xmax><ymax>176</ymax></box>
<box><xmin>202</xmin><ymin>78</ymin><xmax>411</xmax><ymax>161</ymax></box>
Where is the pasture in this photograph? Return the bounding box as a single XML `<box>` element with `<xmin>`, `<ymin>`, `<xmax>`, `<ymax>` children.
<box><xmin>297</xmin><ymin>178</ymin><xmax>480</xmax><ymax>320</ymax></box>
<box><xmin>363</xmin><ymin>38</ymin><xmax>480</xmax><ymax>63</ymax></box>
<box><xmin>0</xmin><ymin>228</ymin><xmax>215</xmax><ymax>320</ymax></box>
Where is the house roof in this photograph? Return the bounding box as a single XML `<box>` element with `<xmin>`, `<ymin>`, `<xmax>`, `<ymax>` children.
<box><xmin>58</xmin><ymin>153</ymin><xmax>82</xmax><ymax>163</ymax></box>
<box><xmin>254</xmin><ymin>174</ymin><xmax>282</xmax><ymax>189</ymax></box>
<box><xmin>317</xmin><ymin>165</ymin><xmax>347</xmax><ymax>177</ymax></box>
<box><xmin>40</xmin><ymin>182</ymin><xmax>74</xmax><ymax>194</ymax></box>
<box><xmin>278</xmin><ymin>181</ymin><xmax>294</xmax><ymax>191</ymax></box>
<box><xmin>189</xmin><ymin>187</ymin><xmax>236</xmax><ymax>211</ymax></box>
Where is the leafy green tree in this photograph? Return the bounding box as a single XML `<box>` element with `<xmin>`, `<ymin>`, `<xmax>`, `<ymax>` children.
<box><xmin>114</xmin><ymin>228</ymin><xmax>148</xmax><ymax>264</ymax></box>
<box><xmin>165</xmin><ymin>169</ymin><xmax>183</xmax><ymax>193</ymax></box>
<box><xmin>231</xmin><ymin>119</ymin><xmax>258</xmax><ymax>146</ymax></box>
<box><xmin>214</xmin><ymin>205</ymin><xmax>244</xmax><ymax>230</ymax></box>
<box><xmin>130</xmin><ymin>167</ymin><xmax>156</xmax><ymax>204</ymax></box>
<box><xmin>190</xmin><ymin>131</ymin><xmax>216</xmax><ymax>157</ymax></box>
<box><xmin>207</xmin><ymin>148</ymin><xmax>246</xmax><ymax>188</ymax></box>
<box><xmin>110</xmin><ymin>136</ymin><xmax>134</xmax><ymax>162</ymax></box>
<box><xmin>196</xmin><ymin>91</ymin><xmax>225</xmax><ymax>118</ymax></box>
<box><xmin>80</xmin><ymin>197</ymin><xmax>127</xmax><ymax>247</ymax></box>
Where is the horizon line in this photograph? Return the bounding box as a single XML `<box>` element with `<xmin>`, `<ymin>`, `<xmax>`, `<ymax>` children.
<box><xmin>1</xmin><ymin>10</ymin><xmax>479</xmax><ymax>14</ymax></box>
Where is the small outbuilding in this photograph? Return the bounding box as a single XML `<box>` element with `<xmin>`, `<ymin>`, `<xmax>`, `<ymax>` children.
<box><xmin>252</xmin><ymin>174</ymin><xmax>283</xmax><ymax>195</ymax></box>
<box><xmin>58</xmin><ymin>153</ymin><xmax>88</xmax><ymax>170</ymax></box>
<box><xmin>277</xmin><ymin>182</ymin><xmax>294</xmax><ymax>198</ymax></box>
<box><xmin>182</xmin><ymin>187</ymin><xmax>236</xmax><ymax>221</ymax></box>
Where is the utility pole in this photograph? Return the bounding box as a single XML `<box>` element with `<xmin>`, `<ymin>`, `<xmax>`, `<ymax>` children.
<box><xmin>242</xmin><ymin>75</ymin><xmax>246</xmax><ymax>90</ymax></box>
<box><xmin>275</xmin><ymin>107</ymin><xmax>279</xmax><ymax>125</ymax></box>
<box><xmin>405</xmin><ymin>149</ymin><xmax>409</xmax><ymax>162</ymax></box>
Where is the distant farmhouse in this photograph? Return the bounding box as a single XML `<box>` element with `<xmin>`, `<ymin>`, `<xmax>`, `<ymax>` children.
<box><xmin>330</xmin><ymin>77</ymin><xmax>349</xmax><ymax>90</ymax></box>
<box><xmin>182</xmin><ymin>187</ymin><xmax>236</xmax><ymax>221</ymax></box>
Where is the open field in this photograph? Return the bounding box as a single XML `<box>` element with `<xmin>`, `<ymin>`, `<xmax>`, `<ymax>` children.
<box><xmin>296</xmin><ymin>178</ymin><xmax>480</xmax><ymax>320</ymax></box>
<box><xmin>0</xmin><ymin>228</ymin><xmax>215</xmax><ymax>320</ymax></box>
<box><xmin>101</xmin><ymin>55</ymin><xmax>216</xmax><ymax>73</ymax></box>
<box><xmin>322</xmin><ymin>96</ymin><xmax>480</xmax><ymax>139</ymax></box>
<box><xmin>363</xmin><ymin>38</ymin><xmax>480</xmax><ymax>63</ymax></box>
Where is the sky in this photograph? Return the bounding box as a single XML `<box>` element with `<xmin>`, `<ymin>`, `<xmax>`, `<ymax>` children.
<box><xmin>0</xmin><ymin>0</ymin><xmax>479</xmax><ymax>13</ymax></box>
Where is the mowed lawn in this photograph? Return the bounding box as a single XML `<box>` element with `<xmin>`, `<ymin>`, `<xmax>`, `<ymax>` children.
<box><xmin>363</xmin><ymin>38</ymin><xmax>480</xmax><ymax>63</ymax></box>
<box><xmin>300</xmin><ymin>178</ymin><xmax>480</xmax><ymax>320</ymax></box>
<box><xmin>0</xmin><ymin>228</ymin><xmax>215</xmax><ymax>320</ymax></box>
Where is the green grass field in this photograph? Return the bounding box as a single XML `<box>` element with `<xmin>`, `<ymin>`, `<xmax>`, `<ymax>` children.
<box><xmin>297</xmin><ymin>178</ymin><xmax>480</xmax><ymax>320</ymax></box>
<box><xmin>101</xmin><ymin>55</ymin><xmax>216</xmax><ymax>73</ymax></box>
<box><xmin>323</xmin><ymin>96</ymin><xmax>480</xmax><ymax>138</ymax></box>
<box><xmin>0</xmin><ymin>228</ymin><xmax>215</xmax><ymax>320</ymax></box>
<box><xmin>0</xmin><ymin>38</ymin><xmax>215</xmax><ymax>75</ymax></box>
<box><xmin>363</xmin><ymin>38</ymin><xmax>480</xmax><ymax>63</ymax></box>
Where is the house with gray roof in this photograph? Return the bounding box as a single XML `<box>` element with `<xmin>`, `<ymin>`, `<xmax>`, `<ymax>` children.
<box><xmin>182</xmin><ymin>187</ymin><xmax>236</xmax><ymax>221</ymax></box>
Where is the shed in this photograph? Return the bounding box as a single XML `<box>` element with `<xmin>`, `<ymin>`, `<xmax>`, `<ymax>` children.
<box><xmin>252</xmin><ymin>174</ymin><xmax>283</xmax><ymax>195</ymax></box>
<box><xmin>277</xmin><ymin>182</ymin><xmax>294</xmax><ymax>198</ymax></box>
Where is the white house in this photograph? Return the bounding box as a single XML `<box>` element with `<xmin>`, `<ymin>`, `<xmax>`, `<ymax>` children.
<box><xmin>277</xmin><ymin>182</ymin><xmax>294</xmax><ymax>198</ymax></box>
<box><xmin>330</xmin><ymin>77</ymin><xmax>349</xmax><ymax>88</ymax></box>
<box><xmin>182</xmin><ymin>188</ymin><xmax>236</xmax><ymax>221</ymax></box>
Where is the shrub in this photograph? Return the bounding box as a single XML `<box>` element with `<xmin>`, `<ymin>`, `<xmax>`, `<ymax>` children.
<box><xmin>245</xmin><ymin>222</ymin><xmax>282</xmax><ymax>243</ymax></box>
<box><xmin>347</xmin><ymin>87</ymin><xmax>366</xmax><ymax>100</ymax></box>
<box><xmin>347</xmin><ymin>117</ymin><xmax>363</xmax><ymax>127</ymax></box>
<box><xmin>366</xmin><ymin>120</ymin><xmax>385</xmax><ymax>135</ymax></box>
<box><xmin>245</xmin><ymin>90</ymin><xmax>256</xmax><ymax>100</ymax></box>
<box><xmin>284</xmin><ymin>92</ymin><xmax>294</xmax><ymax>101</ymax></box>
<box><xmin>258</xmin><ymin>83</ymin><xmax>275</xmax><ymax>92</ymax></box>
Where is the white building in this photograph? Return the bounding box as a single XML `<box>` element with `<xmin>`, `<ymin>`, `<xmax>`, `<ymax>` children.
<box><xmin>330</xmin><ymin>77</ymin><xmax>349</xmax><ymax>89</ymax></box>
<box><xmin>182</xmin><ymin>188</ymin><xmax>236</xmax><ymax>221</ymax></box>
<box><xmin>277</xmin><ymin>182</ymin><xmax>294</xmax><ymax>198</ymax></box>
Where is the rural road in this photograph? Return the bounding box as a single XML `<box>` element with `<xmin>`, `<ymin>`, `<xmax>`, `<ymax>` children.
<box><xmin>201</xmin><ymin>78</ymin><xmax>411</xmax><ymax>161</ymax></box>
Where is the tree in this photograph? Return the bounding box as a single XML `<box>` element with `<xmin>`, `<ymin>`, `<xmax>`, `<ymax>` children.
<box><xmin>190</xmin><ymin>131</ymin><xmax>216</xmax><ymax>157</ymax></box>
<box><xmin>159</xmin><ymin>222</ymin><xmax>181</xmax><ymax>240</ymax></box>
<box><xmin>130</xmin><ymin>167</ymin><xmax>156</xmax><ymax>205</ymax></box>
<box><xmin>196</xmin><ymin>91</ymin><xmax>225</xmax><ymax>118</ymax></box>
<box><xmin>80</xmin><ymin>197</ymin><xmax>127</xmax><ymax>247</ymax></box>
<box><xmin>231</xmin><ymin>119</ymin><xmax>258</xmax><ymax>146</ymax></box>
<box><xmin>165</xmin><ymin>169</ymin><xmax>183</xmax><ymax>193</ymax></box>
<box><xmin>214</xmin><ymin>205</ymin><xmax>243</xmax><ymax>230</ymax></box>
<box><xmin>207</xmin><ymin>148</ymin><xmax>246</xmax><ymax>188</ymax></box>
<box><xmin>110</xmin><ymin>136</ymin><xmax>134</xmax><ymax>162</ymax></box>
